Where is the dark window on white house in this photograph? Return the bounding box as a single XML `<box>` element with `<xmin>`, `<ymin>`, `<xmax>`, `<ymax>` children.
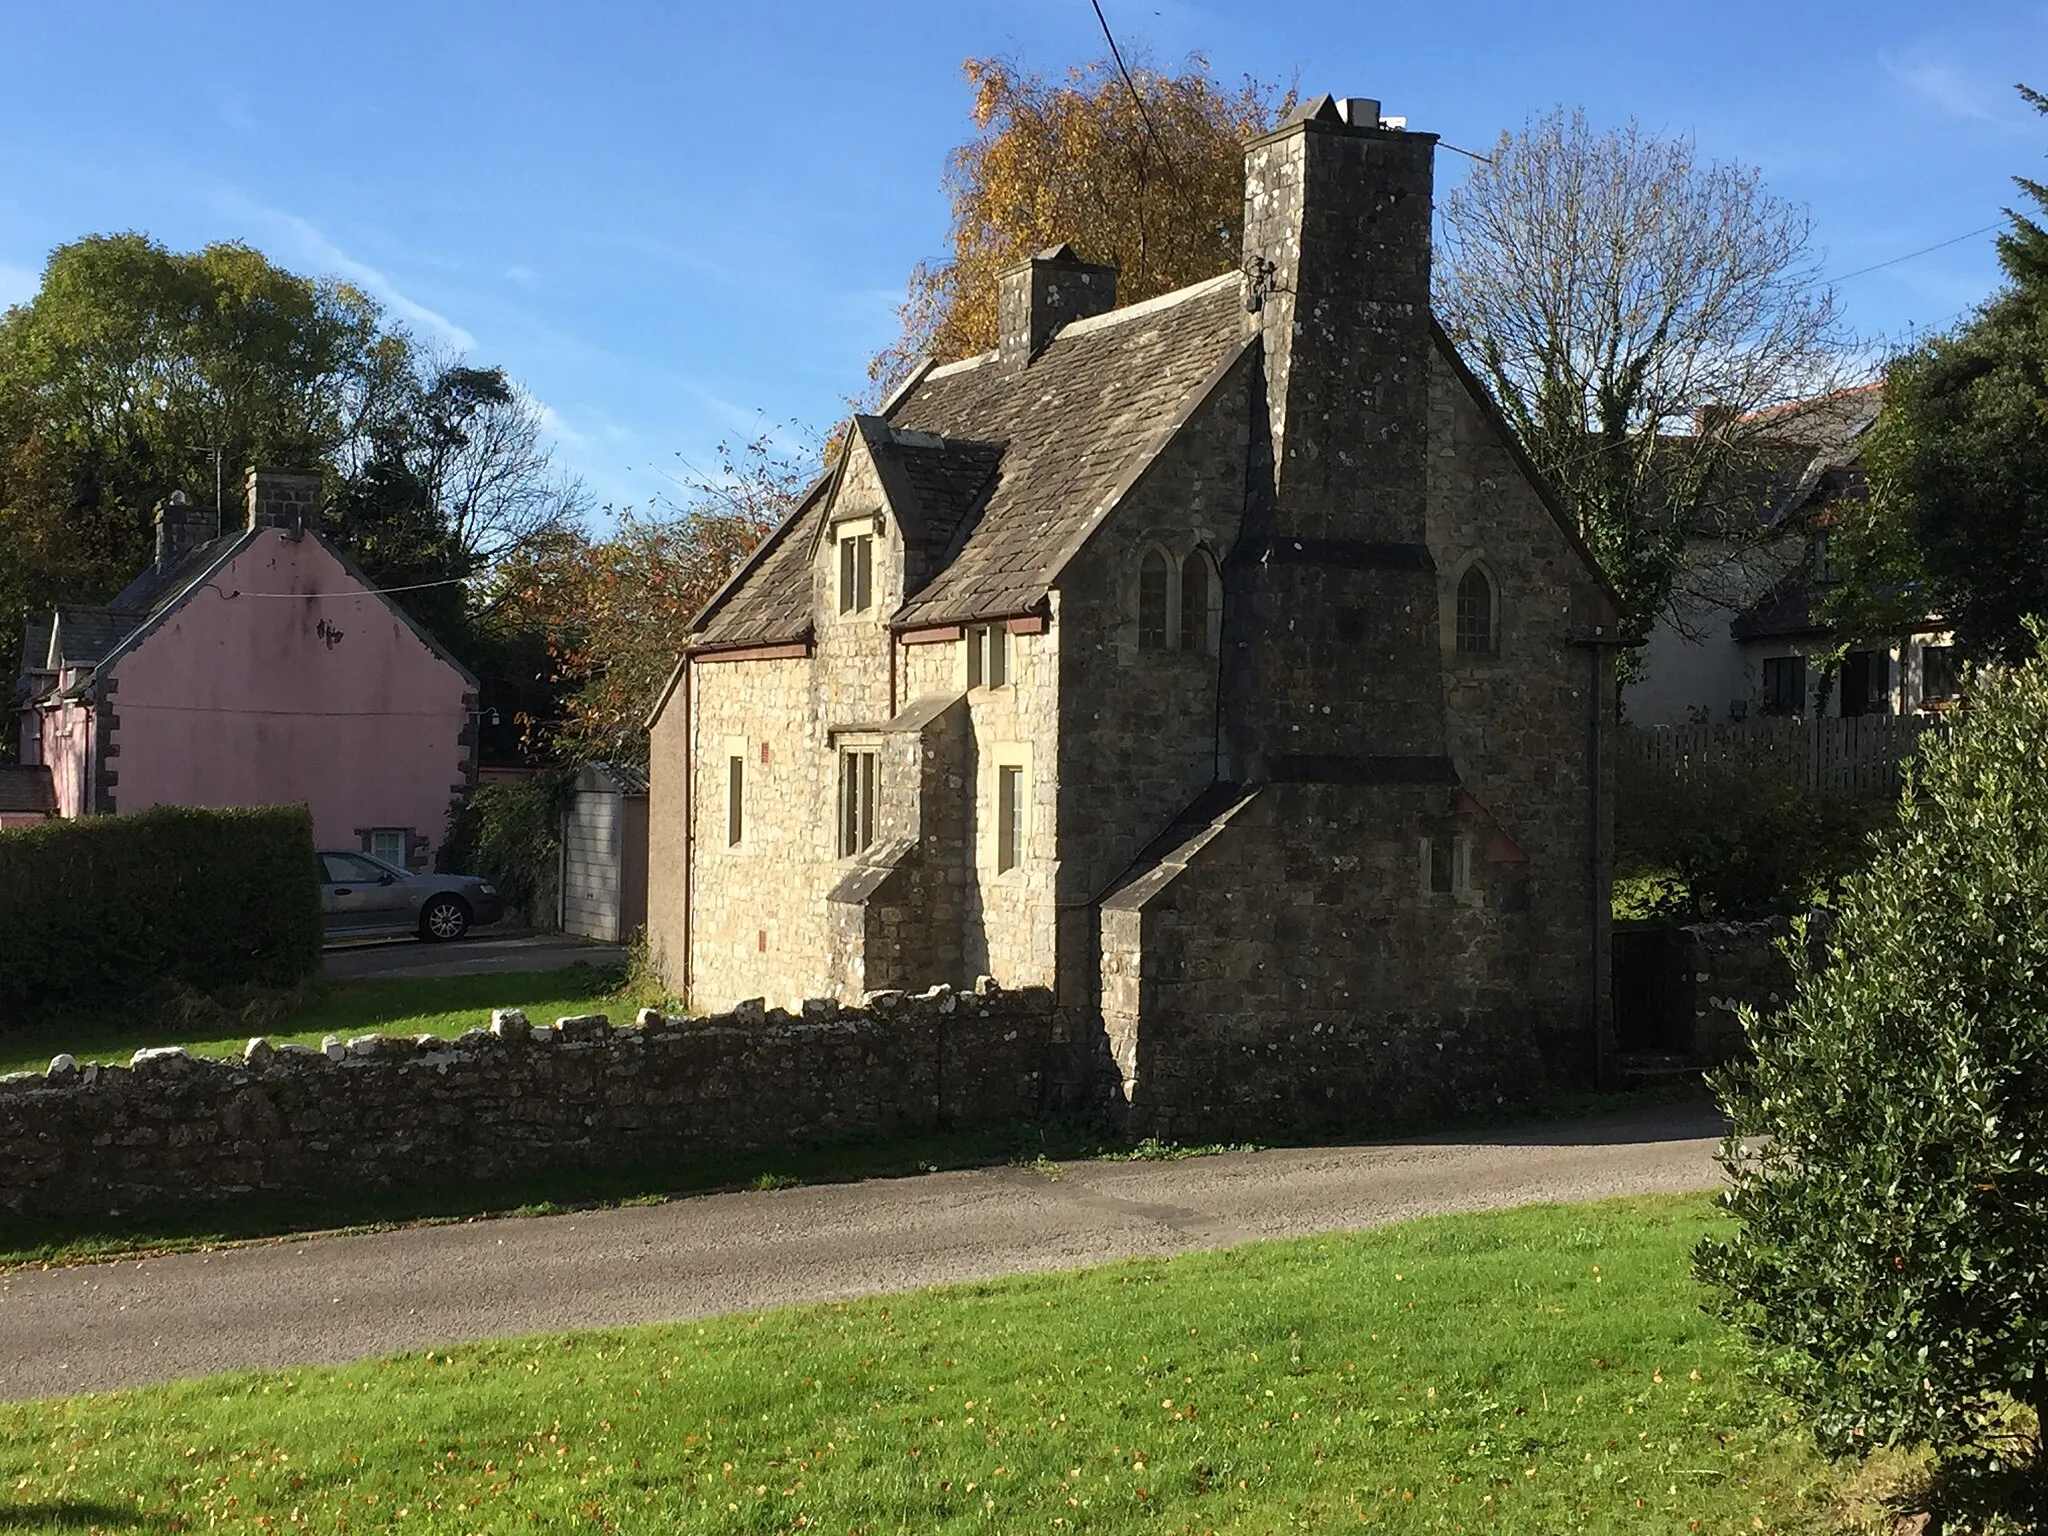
<box><xmin>997</xmin><ymin>764</ymin><xmax>1025</xmax><ymax>872</ymax></box>
<box><xmin>1761</xmin><ymin>655</ymin><xmax>1806</xmax><ymax>716</ymax></box>
<box><xmin>1455</xmin><ymin>565</ymin><xmax>1495</xmax><ymax>655</ymax></box>
<box><xmin>1138</xmin><ymin>549</ymin><xmax>1170</xmax><ymax>650</ymax></box>
<box><xmin>1840</xmin><ymin>650</ymin><xmax>1891</xmax><ymax>717</ymax></box>
<box><xmin>838</xmin><ymin>533</ymin><xmax>873</xmax><ymax>614</ymax></box>
<box><xmin>727</xmin><ymin>755</ymin><xmax>744</xmax><ymax>846</ymax></box>
<box><xmin>1922</xmin><ymin>644</ymin><xmax>1961</xmax><ymax>704</ymax></box>
<box><xmin>839</xmin><ymin>750</ymin><xmax>877</xmax><ymax>856</ymax></box>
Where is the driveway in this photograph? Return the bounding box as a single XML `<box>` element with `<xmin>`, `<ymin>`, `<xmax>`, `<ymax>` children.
<box><xmin>323</xmin><ymin>931</ymin><xmax>626</xmax><ymax>981</ymax></box>
<box><xmin>0</xmin><ymin>1096</ymin><xmax>1726</xmax><ymax>1400</ymax></box>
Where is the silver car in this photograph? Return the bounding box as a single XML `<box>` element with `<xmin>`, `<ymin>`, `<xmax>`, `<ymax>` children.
<box><xmin>318</xmin><ymin>851</ymin><xmax>504</xmax><ymax>941</ymax></box>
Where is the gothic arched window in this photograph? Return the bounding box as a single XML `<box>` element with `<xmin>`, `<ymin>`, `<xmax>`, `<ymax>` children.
<box><xmin>1138</xmin><ymin>548</ymin><xmax>1171</xmax><ymax>650</ymax></box>
<box><xmin>1179</xmin><ymin>550</ymin><xmax>1216</xmax><ymax>653</ymax></box>
<box><xmin>1455</xmin><ymin>563</ymin><xmax>1496</xmax><ymax>656</ymax></box>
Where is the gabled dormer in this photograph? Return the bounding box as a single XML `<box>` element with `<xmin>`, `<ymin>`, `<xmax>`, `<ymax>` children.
<box><xmin>812</xmin><ymin>415</ymin><xmax>1003</xmax><ymax>628</ymax></box>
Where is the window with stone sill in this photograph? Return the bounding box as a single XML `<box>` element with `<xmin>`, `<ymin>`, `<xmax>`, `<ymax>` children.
<box><xmin>996</xmin><ymin>763</ymin><xmax>1026</xmax><ymax>872</ymax></box>
<box><xmin>967</xmin><ymin>623</ymin><xmax>1010</xmax><ymax>688</ymax></box>
<box><xmin>837</xmin><ymin>532</ymin><xmax>874</xmax><ymax>614</ymax></box>
<box><xmin>1419</xmin><ymin>834</ymin><xmax>1470</xmax><ymax>899</ymax></box>
<box><xmin>838</xmin><ymin>749</ymin><xmax>878</xmax><ymax>857</ymax></box>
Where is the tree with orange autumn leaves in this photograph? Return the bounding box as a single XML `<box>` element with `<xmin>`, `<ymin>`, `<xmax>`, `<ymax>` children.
<box><xmin>872</xmin><ymin>55</ymin><xmax>1294</xmax><ymax>388</ymax></box>
<box><xmin>495</xmin><ymin>433</ymin><xmax>808</xmax><ymax>765</ymax></box>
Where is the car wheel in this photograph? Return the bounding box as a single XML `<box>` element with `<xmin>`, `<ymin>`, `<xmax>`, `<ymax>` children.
<box><xmin>420</xmin><ymin>896</ymin><xmax>471</xmax><ymax>942</ymax></box>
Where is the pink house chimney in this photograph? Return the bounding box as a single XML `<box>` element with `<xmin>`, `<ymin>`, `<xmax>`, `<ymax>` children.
<box><xmin>246</xmin><ymin>467</ymin><xmax>324</xmax><ymax>536</ymax></box>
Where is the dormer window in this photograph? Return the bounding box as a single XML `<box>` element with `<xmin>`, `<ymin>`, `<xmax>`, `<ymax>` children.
<box><xmin>967</xmin><ymin>623</ymin><xmax>1010</xmax><ymax>688</ymax></box>
<box><xmin>838</xmin><ymin>530</ymin><xmax>874</xmax><ymax>614</ymax></box>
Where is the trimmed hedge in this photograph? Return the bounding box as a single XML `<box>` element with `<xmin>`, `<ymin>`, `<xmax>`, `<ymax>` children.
<box><xmin>0</xmin><ymin>805</ymin><xmax>322</xmax><ymax>1025</ymax></box>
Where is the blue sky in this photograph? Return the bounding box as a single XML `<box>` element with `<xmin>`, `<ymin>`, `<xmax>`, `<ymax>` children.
<box><xmin>2</xmin><ymin>1</ymin><xmax>2042</xmax><ymax>514</ymax></box>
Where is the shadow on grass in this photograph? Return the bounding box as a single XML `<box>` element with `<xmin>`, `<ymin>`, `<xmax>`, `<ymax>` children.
<box><xmin>0</xmin><ymin>1503</ymin><xmax>169</xmax><ymax>1531</ymax></box>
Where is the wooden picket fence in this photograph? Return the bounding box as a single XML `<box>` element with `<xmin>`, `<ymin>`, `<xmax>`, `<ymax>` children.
<box><xmin>1618</xmin><ymin>716</ymin><xmax>1940</xmax><ymax>798</ymax></box>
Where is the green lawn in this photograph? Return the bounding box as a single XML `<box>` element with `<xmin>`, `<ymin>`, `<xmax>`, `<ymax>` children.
<box><xmin>0</xmin><ymin>962</ymin><xmax>637</xmax><ymax>1080</ymax></box>
<box><xmin>0</xmin><ymin>1195</ymin><xmax>1878</xmax><ymax>1534</ymax></box>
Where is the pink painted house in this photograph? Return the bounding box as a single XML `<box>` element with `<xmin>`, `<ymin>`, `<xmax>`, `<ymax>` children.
<box><xmin>14</xmin><ymin>468</ymin><xmax>477</xmax><ymax>867</ymax></box>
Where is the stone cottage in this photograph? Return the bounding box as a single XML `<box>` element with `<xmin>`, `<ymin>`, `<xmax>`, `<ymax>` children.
<box><xmin>16</xmin><ymin>468</ymin><xmax>478</xmax><ymax>865</ymax></box>
<box><xmin>645</xmin><ymin>95</ymin><xmax>1623</xmax><ymax>1134</ymax></box>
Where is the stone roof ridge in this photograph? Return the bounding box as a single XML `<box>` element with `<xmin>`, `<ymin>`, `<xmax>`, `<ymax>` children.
<box><xmin>925</xmin><ymin>350</ymin><xmax>996</xmax><ymax>382</ymax></box>
<box><xmin>1055</xmin><ymin>270</ymin><xmax>1242</xmax><ymax>344</ymax></box>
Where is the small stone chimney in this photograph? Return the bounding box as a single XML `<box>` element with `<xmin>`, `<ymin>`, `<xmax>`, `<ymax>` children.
<box><xmin>153</xmin><ymin>493</ymin><xmax>218</xmax><ymax>575</ymax></box>
<box><xmin>245</xmin><ymin>467</ymin><xmax>323</xmax><ymax>537</ymax></box>
<box><xmin>997</xmin><ymin>244</ymin><xmax>1117</xmax><ymax>369</ymax></box>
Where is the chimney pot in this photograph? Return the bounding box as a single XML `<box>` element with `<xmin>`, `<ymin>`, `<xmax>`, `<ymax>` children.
<box><xmin>245</xmin><ymin>467</ymin><xmax>324</xmax><ymax>537</ymax></box>
<box><xmin>1336</xmin><ymin>98</ymin><xmax>1382</xmax><ymax>128</ymax></box>
<box><xmin>996</xmin><ymin>245</ymin><xmax>1117</xmax><ymax>369</ymax></box>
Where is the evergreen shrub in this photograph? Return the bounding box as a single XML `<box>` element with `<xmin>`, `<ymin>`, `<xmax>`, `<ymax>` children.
<box><xmin>0</xmin><ymin>804</ymin><xmax>321</xmax><ymax>1026</ymax></box>
<box><xmin>1698</xmin><ymin>644</ymin><xmax>2048</xmax><ymax>1525</ymax></box>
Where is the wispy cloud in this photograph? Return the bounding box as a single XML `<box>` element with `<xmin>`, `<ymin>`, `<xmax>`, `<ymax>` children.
<box><xmin>1885</xmin><ymin>56</ymin><xmax>2006</xmax><ymax>123</ymax></box>
<box><xmin>0</xmin><ymin>263</ymin><xmax>39</xmax><ymax>309</ymax></box>
<box><xmin>505</xmin><ymin>264</ymin><xmax>539</xmax><ymax>287</ymax></box>
<box><xmin>211</xmin><ymin>187</ymin><xmax>478</xmax><ymax>351</ymax></box>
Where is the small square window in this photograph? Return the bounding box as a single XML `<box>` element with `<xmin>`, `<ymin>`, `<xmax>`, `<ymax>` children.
<box><xmin>368</xmin><ymin>828</ymin><xmax>410</xmax><ymax>868</ymax></box>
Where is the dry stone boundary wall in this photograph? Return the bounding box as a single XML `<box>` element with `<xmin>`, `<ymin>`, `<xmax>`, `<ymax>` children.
<box><xmin>0</xmin><ymin>985</ymin><xmax>1082</xmax><ymax>1219</ymax></box>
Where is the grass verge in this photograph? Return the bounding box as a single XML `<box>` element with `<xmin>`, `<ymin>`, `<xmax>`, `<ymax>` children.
<box><xmin>0</xmin><ymin>962</ymin><xmax>637</xmax><ymax>1080</ymax></box>
<box><xmin>0</xmin><ymin>1194</ymin><xmax>1883</xmax><ymax>1534</ymax></box>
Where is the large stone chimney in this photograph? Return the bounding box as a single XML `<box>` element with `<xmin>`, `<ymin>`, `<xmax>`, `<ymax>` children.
<box><xmin>1223</xmin><ymin>93</ymin><xmax>1447</xmax><ymax>778</ymax></box>
<box><xmin>153</xmin><ymin>493</ymin><xmax>218</xmax><ymax>575</ymax></box>
<box><xmin>997</xmin><ymin>244</ymin><xmax>1117</xmax><ymax>369</ymax></box>
<box><xmin>245</xmin><ymin>467</ymin><xmax>323</xmax><ymax>536</ymax></box>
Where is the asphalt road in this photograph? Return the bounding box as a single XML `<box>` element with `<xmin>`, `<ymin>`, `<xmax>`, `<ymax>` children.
<box><xmin>0</xmin><ymin>1097</ymin><xmax>1726</xmax><ymax>1401</ymax></box>
<box><xmin>323</xmin><ymin>932</ymin><xmax>626</xmax><ymax>981</ymax></box>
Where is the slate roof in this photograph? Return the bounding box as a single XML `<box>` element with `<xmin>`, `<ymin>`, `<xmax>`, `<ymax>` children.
<box><xmin>891</xmin><ymin>274</ymin><xmax>1247</xmax><ymax>626</ymax></box>
<box><xmin>48</xmin><ymin>607</ymin><xmax>136</xmax><ymax>670</ymax></box>
<box><xmin>0</xmin><ymin>764</ymin><xmax>55</xmax><ymax>815</ymax></box>
<box><xmin>692</xmin><ymin>272</ymin><xmax>1250</xmax><ymax>645</ymax></box>
<box><xmin>692</xmin><ymin>477</ymin><xmax>832</xmax><ymax>649</ymax></box>
<box><xmin>881</xmin><ymin>428</ymin><xmax>1004</xmax><ymax>575</ymax></box>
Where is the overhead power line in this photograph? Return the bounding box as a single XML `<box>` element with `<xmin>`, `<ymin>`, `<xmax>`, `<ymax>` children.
<box><xmin>1832</xmin><ymin>224</ymin><xmax>2002</xmax><ymax>283</ymax></box>
<box><xmin>1088</xmin><ymin>0</ymin><xmax>1170</xmax><ymax>172</ymax></box>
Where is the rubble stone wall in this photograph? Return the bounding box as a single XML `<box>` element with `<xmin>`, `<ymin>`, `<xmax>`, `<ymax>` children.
<box><xmin>0</xmin><ymin>985</ymin><xmax>1081</xmax><ymax>1219</ymax></box>
<box><xmin>1674</xmin><ymin>919</ymin><xmax>1801</xmax><ymax>1064</ymax></box>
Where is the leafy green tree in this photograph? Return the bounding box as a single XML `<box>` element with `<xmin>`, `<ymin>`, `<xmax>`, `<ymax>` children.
<box><xmin>1833</xmin><ymin>86</ymin><xmax>2048</xmax><ymax>662</ymax></box>
<box><xmin>0</xmin><ymin>235</ymin><xmax>585</xmax><ymax>761</ymax></box>
<box><xmin>0</xmin><ymin>233</ymin><xmax>406</xmax><ymax>644</ymax></box>
<box><xmin>1698</xmin><ymin>634</ymin><xmax>2048</xmax><ymax>1524</ymax></box>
